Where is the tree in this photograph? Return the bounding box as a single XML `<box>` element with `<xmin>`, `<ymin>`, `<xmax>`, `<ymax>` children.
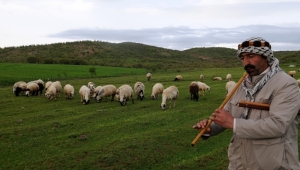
<box><xmin>89</xmin><ymin>67</ymin><xmax>96</xmax><ymax>77</ymax></box>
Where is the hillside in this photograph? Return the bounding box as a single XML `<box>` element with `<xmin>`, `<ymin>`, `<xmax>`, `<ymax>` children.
<box><xmin>0</xmin><ymin>41</ymin><xmax>299</xmax><ymax>70</ymax></box>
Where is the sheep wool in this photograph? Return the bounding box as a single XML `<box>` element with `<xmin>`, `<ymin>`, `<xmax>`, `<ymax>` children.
<box><xmin>151</xmin><ymin>83</ymin><xmax>164</xmax><ymax>100</ymax></box>
<box><xmin>79</xmin><ymin>85</ymin><xmax>90</xmax><ymax>105</ymax></box>
<box><xmin>134</xmin><ymin>82</ymin><xmax>145</xmax><ymax>101</ymax></box>
<box><xmin>161</xmin><ymin>86</ymin><xmax>179</xmax><ymax>110</ymax></box>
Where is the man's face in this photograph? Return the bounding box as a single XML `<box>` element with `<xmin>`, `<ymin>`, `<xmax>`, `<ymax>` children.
<box><xmin>239</xmin><ymin>52</ymin><xmax>269</xmax><ymax>76</ymax></box>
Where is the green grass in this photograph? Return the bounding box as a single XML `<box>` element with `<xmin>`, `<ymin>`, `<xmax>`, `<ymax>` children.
<box><xmin>0</xmin><ymin>64</ymin><xmax>299</xmax><ymax>169</ymax></box>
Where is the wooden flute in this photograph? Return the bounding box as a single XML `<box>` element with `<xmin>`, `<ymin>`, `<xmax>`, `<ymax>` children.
<box><xmin>191</xmin><ymin>72</ymin><xmax>248</xmax><ymax>147</ymax></box>
<box><xmin>238</xmin><ymin>100</ymin><xmax>300</xmax><ymax>115</ymax></box>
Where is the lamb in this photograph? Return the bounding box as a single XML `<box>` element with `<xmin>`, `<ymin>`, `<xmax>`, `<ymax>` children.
<box><xmin>92</xmin><ymin>86</ymin><xmax>103</xmax><ymax>99</ymax></box>
<box><xmin>161</xmin><ymin>86</ymin><xmax>179</xmax><ymax>110</ymax></box>
<box><xmin>45</xmin><ymin>81</ymin><xmax>52</xmax><ymax>92</ymax></box>
<box><xmin>288</xmin><ymin>71</ymin><xmax>296</xmax><ymax>77</ymax></box>
<box><xmin>226</xmin><ymin>74</ymin><xmax>232</xmax><ymax>82</ymax></box>
<box><xmin>115</xmin><ymin>84</ymin><xmax>134</xmax><ymax>106</ymax></box>
<box><xmin>146</xmin><ymin>73</ymin><xmax>152</xmax><ymax>81</ymax></box>
<box><xmin>88</xmin><ymin>82</ymin><xmax>95</xmax><ymax>91</ymax></box>
<box><xmin>79</xmin><ymin>85</ymin><xmax>90</xmax><ymax>105</ymax></box>
<box><xmin>95</xmin><ymin>85</ymin><xmax>117</xmax><ymax>102</ymax></box>
<box><xmin>13</xmin><ymin>81</ymin><xmax>27</xmax><ymax>96</ymax></box>
<box><xmin>213</xmin><ymin>77</ymin><xmax>222</xmax><ymax>81</ymax></box>
<box><xmin>189</xmin><ymin>82</ymin><xmax>199</xmax><ymax>101</ymax></box>
<box><xmin>199</xmin><ymin>74</ymin><xmax>204</xmax><ymax>81</ymax></box>
<box><xmin>197</xmin><ymin>82</ymin><xmax>210</xmax><ymax>97</ymax></box>
<box><xmin>134</xmin><ymin>82</ymin><xmax>145</xmax><ymax>101</ymax></box>
<box><xmin>226</xmin><ymin>81</ymin><xmax>237</xmax><ymax>96</ymax></box>
<box><xmin>25</xmin><ymin>82</ymin><xmax>39</xmax><ymax>97</ymax></box>
<box><xmin>64</xmin><ymin>84</ymin><xmax>75</xmax><ymax>99</ymax></box>
<box><xmin>151</xmin><ymin>83</ymin><xmax>164</xmax><ymax>100</ymax></box>
<box><xmin>44</xmin><ymin>84</ymin><xmax>57</xmax><ymax>100</ymax></box>
<box><xmin>174</xmin><ymin>75</ymin><xmax>182</xmax><ymax>81</ymax></box>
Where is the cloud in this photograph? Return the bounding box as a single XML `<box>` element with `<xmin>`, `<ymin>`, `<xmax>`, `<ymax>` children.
<box><xmin>48</xmin><ymin>25</ymin><xmax>300</xmax><ymax>51</ymax></box>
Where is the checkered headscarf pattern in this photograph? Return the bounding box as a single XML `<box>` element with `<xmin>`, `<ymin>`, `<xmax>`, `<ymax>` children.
<box><xmin>237</xmin><ymin>37</ymin><xmax>275</xmax><ymax>66</ymax></box>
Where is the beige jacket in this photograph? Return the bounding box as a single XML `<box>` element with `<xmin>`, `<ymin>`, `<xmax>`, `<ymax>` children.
<box><xmin>209</xmin><ymin>71</ymin><xmax>300</xmax><ymax>170</ymax></box>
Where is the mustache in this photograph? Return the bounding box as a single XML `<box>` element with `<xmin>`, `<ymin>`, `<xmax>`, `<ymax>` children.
<box><xmin>244</xmin><ymin>64</ymin><xmax>255</xmax><ymax>70</ymax></box>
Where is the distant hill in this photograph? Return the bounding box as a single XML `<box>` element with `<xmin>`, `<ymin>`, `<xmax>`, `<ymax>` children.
<box><xmin>0</xmin><ymin>41</ymin><xmax>299</xmax><ymax>71</ymax></box>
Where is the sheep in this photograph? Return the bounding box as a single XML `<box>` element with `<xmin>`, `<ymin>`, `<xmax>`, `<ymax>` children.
<box><xmin>226</xmin><ymin>74</ymin><xmax>232</xmax><ymax>82</ymax></box>
<box><xmin>161</xmin><ymin>86</ymin><xmax>179</xmax><ymax>110</ymax></box>
<box><xmin>44</xmin><ymin>84</ymin><xmax>57</xmax><ymax>100</ymax></box>
<box><xmin>52</xmin><ymin>81</ymin><xmax>62</xmax><ymax>98</ymax></box>
<box><xmin>134</xmin><ymin>82</ymin><xmax>145</xmax><ymax>101</ymax></box>
<box><xmin>45</xmin><ymin>81</ymin><xmax>52</xmax><ymax>92</ymax></box>
<box><xmin>296</xmin><ymin>79</ymin><xmax>300</xmax><ymax>86</ymax></box>
<box><xmin>226</xmin><ymin>81</ymin><xmax>237</xmax><ymax>96</ymax></box>
<box><xmin>189</xmin><ymin>82</ymin><xmax>199</xmax><ymax>101</ymax></box>
<box><xmin>13</xmin><ymin>81</ymin><xmax>26</xmax><ymax>96</ymax></box>
<box><xmin>25</xmin><ymin>82</ymin><xmax>39</xmax><ymax>97</ymax></box>
<box><xmin>92</xmin><ymin>86</ymin><xmax>103</xmax><ymax>99</ymax></box>
<box><xmin>174</xmin><ymin>75</ymin><xmax>182</xmax><ymax>81</ymax></box>
<box><xmin>199</xmin><ymin>74</ymin><xmax>204</xmax><ymax>81</ymax></box>
<box><xmin>197</xmin><ymin>82</ymin><xmax>210</xmax><ymax>97</ymax></box>
<box><xmin>151</xmin><ymin>83</ymin><xmax>164</xmax><ymax>100</ymax></box>
<box><xmin>95</xmin><ymin>85</ymin><xmax>117</xmax><ymax>102</ymax></box>
<box><xmin>115</xmin><ymin>84</ymin><xmax>134</xmax><ymax>106</ymax></box>
<box><xmin>213</xmin><ymin>77</ymin><xmax>222</xmax><ymax>81</ymax></box>
<box><xmin>79</xmin><ymin>85</ymin><xmax>90</xmax><ymax>105</ymax></box>
<box><xmin>288</xmin><ymin>71</ymin><xmax>296</xmax><ymax>77</ymax></box>
<box><xmin>64</xmin><ymin>84</ymin><xmax>75</xmax><ymax>99</ymax></box>
<box><xmin>146</xmin><ymin>73</ymin><xmax>152</xmax><ymax>81</ymax></box>
<box><xmin>28</xmin><ymin>79</ymin><xmax>44</xmax><ymax>95</ymax></box>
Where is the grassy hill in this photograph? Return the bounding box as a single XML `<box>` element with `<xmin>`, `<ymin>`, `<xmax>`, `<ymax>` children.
<box><xmin>1</xmin><ymin>41</ymin><xmax>299</xmax><ymax>70</ymax></box>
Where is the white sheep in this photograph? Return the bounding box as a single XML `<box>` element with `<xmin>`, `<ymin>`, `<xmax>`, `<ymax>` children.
<box><xmin>199</xmin><ymin>74</ymin><xmax>204</xmax><ymax>81</ymax></box>
<box><xmin>115</xmin><ymin>84</ymin><xmax>134</xmax><ymax>106</ymax></box>
<box><xmin>45</xmin><ymin>81</ymin><xmax>53</xmax><ymax>92</ymax></box>
<box><xmin>197</xmin><ymin>82</ymin><xmax>210</xmax><ymax>97</ymax></box>
<box><xmin>44</xmin><ymin>84</ymin><xmax>57</xmax><ymax>100</ymax></box>
<box><xmin>226</xmin><ymin>81</ymin><xmax>237</xmax><ymax>96</ymax></box>
<box><xmin>25</xmin><ymin>82</ymin><xmax>39</xmax><ymax>97</ymax></box>
<box><xmin>64</xmin><ymin>84</ymin><xmax>75</xmax><ymax>99</ymax></box>
<box><xmin>213</xmin><ymin>77</ymin><xmax>222</xmax><ymax>81</ymax></box>
<box><xmin>134</xmin><ymin>82</ymin><xmax>145</xmax><ymax>101</ymax></box>
<box><xmin>226</xmin><ymin>74</ymin><xmax>232</xmax><ymax>82</ymax></box>
<box><xmin>88</xmin><ymin>82</ymin><xmax>95</xmax><ymax>90</ymax></box>
<box><xmin>13</xmin><ymin>81</ymin><xmax>26</xmax><ymax>96</ymax></box>
<box><xmin>92</xmin><ymin>86</ymin><xmax>103</xmax><ymax>99</ymax></box>
<box><xmin>95</xmin><ymin>85</ymin><xmax>117</xmax><ymax>102</ymax></box>
<box><xmin>288</xmin><ymin>71</ymin><xmax>296</xmax><ymax>77</ymax></box>
<box><xmin>146</xmin><ymin>73</ymin><xmax>152</xmax><ymax>81</ymax></box>
<box><xmin>52</xmin><ymin>81</ymin><xmax>62</xmax><ymax>98</ymax></box>
<box><xmin>151</xmin><ymin>83</ymin><xmax>164</xmax><ymax>100</ymax></box>
<box><xmin>161</xmin><ymin>86</ymin><xmax>179</xmax><ymax>110</ymax></box>
<box><xmin>79</xmin><ymin>85</ymin><xmax>91</xmax><ymax>105</ymax></box>
<box><xmin>28</xmin><ymin>79</ymin><xmax>45</xmax><ymax>95</ymax></box>
<box><xmin>174</xmin><ymin>75</ymin><xmax>182</xmax><ymax>81</ymax></box>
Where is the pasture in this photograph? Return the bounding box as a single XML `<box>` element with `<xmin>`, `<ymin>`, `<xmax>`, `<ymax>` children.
<box><xmin>0</xmin><ymin>64</ymin><xmax>299</xmax><ymax>169</ymax></box>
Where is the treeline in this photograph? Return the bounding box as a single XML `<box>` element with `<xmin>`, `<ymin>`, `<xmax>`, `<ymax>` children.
<box><xmin>0</xmin><ymin>40</ymin><xmax>299</xmax><ymax>70</ymax></box>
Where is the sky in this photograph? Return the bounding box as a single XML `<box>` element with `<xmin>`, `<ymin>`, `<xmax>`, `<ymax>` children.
<box><xmin>1</xmin><ymin>0</ymin><xmax>300</xmax><ymax>51</ymax></box>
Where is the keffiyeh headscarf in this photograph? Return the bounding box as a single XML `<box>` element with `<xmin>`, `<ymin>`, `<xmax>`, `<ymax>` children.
<box><xmin>237</xmin><ymin>37</ymin><xmax>283</xmax><ymax>119</ymax></box>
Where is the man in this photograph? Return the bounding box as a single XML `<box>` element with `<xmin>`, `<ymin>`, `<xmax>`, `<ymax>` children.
<box><xmin>193</xmin><ymin>37</ymin><xmax>300</xmax><ymax>169</ymax></box>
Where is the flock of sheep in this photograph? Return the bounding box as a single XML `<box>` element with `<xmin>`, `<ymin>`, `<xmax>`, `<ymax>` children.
<box><xmin>13</xmin><ymin>71</ymin><xmax>300</xmax><ymax>110</ymax></box>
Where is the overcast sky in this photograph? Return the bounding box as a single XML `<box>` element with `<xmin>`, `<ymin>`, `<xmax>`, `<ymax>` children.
<box><xmin>1</xmin><ymin>0</ymin><xmax>300</xmax><ymax>51</ymax></box>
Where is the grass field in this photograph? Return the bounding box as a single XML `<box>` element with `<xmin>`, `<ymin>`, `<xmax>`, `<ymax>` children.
<box><xmin>0</xmin><ymin>64</ymin><xmax>299</xmax><ymax>169</ymax></box>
